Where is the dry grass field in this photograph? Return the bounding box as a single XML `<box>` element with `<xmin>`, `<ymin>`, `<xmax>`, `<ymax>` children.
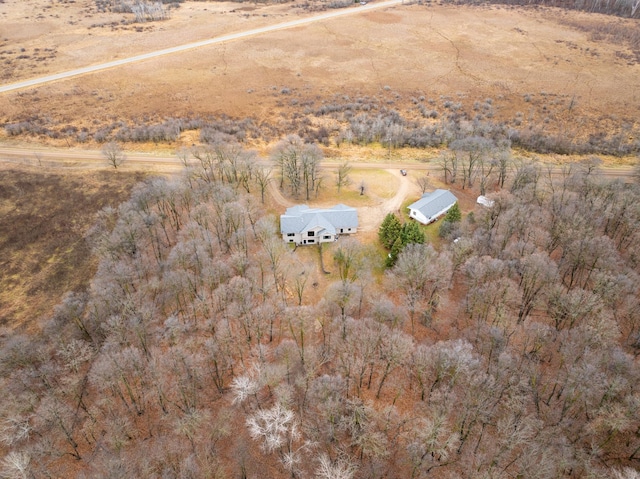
<box><xmin>0</xmin><ymin>166</ymin><xmax>144</xmax><ymax>329</ymax></box>
<box><xmin>0</xmin><ymin>0</ymin><xmax>638</xmax><ymax>150</ymax></box>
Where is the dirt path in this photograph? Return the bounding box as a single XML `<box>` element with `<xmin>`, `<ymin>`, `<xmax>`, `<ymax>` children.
<box><xmin>358</xmin><ymin>169</ymin><xmax>418</xmax><ymax>231</ymax></box>
<box><xmin>267</xmin><ymin>179</ymin><xmax>295</xmax><ymax>209</ymax></box>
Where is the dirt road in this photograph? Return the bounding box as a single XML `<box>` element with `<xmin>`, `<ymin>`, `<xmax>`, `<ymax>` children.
<box><xmin>0</xmin><ymin>145</ymin><xmax>439</xmax><ymax>173</ymax></box>
<box><xmin>4</xmin><ymin>145</ymin><xmax>630</xmax><ymax>176</ymax></box>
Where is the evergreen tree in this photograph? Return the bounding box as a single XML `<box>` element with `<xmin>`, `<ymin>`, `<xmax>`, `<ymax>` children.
<box><xmin>378</xmin><ymin>213</ymin><xmax>402</xmax><ymax>249</ymax></box>
<box><xmin>386</xmin><ymin>236</ymin><xmax>404</xmax><ymax>267</ymax></box>
<box><xmin>400</xmin><ymin>221</ymin><xmax>425</xmax><ymax>246</ymax></box>
<box><xmin>444</xmin><ymin>202</ymin><xmax>461</xmax><ymax>223</ymax></box>
<box><xmin>380</xmin><ymin>216</ymin><xmax>424</xmax><ymax>267</ymax></box>
<box><xmin>439</xmin><ymin>203</ymin><xmax>462</xmax><ymax>239</ymax></box>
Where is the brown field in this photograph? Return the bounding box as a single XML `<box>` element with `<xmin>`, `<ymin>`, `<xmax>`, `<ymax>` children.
<box><xmin>0</xmin><ymin>0</ymin><xmax>638</xmax><ymax>149</ymax></box>
<box><xmin>0</xmin><ymin>166</ymin><xmax>144</xmax><ymax>329</ymax></box>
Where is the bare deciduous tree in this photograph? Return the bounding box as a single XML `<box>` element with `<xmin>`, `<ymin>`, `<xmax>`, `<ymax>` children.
<box><xmin>416</xmin><ymin>174</ymin><xmax>431</xmax><ymax>194</ymax></box>
<box><xmin>254</xmin><ymin>167</ymin><xmax>272</xmax><ymax>204</ymax></box>
<box><xmin>450</xmin><ymin>136</ymin><xmax>495</xmax><ymax>190</ymax></box>
<box><xmin>375</xmin><ymin>329</ymin><xmax>413</xmax><ymax>398</ymax></box>
<box><xmin>439</xmin><ymin>150</ymin><xmax>458</xmax><ymax>185</ymax></box>
<box><xmin>336</xmin><ymin>161</ymin><xmax>351</xmax><ymax>193</ymax></box>
<box><xmin>131</xmin><ymin>0</ymin><xmax>166</xmax><ymax>23</ymax></box>
<box><xmin>389</xmin><ymin>243</ymin><xmax>452</xmax><ymax>331</ymax></box>
<box><xmin>272</xmin><ymin>135</ymin><xmax>323</xmax><ymax>200</ymax></box>
<box><xmin>0</xmin><ymin>451</ymin><xmax>30</xmax><ymax>479</ymax></box>
<box><xmin>247</xmin><ymin>402</ymin><xmax>303</xmax><ymax>474</ymax></box>
<box><xmin>176</xmin><ymin>146</ymin><xmax>190</xmax><ymax>168</ymax></box>
<box><xmin>315</xmin><ymin>453</ymin><xmax>357</xmax><ymax>479</ymax></box>
<box><xmin>231</xmin><ymin>374</ymin><xmax>259</xmax><ymax>406</ymax></box>
<box><xmin>407</xmin><ymin>411</ymin><xmax>460</xmax><ymax>478</ymax></box>
<box><xmin>101</xmin><ymin>141</ymin><xmax>126</xmax><ymax>169</ymax></box>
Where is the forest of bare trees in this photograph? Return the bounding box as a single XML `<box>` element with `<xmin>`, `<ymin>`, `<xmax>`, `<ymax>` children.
<box><xmin>1</xmin><ymin>141</ymin><xmax>639</xmax><ymax>478</ymax></box>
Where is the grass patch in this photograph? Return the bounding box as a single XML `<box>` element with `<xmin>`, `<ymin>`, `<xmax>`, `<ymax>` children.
<box><xmin>368</xmin><ymin>238</ymin><xmax>392</xmax><ymax>276</ymax></box>
<box><xmin>399</xmin><ymin>197</ymin><xmax>416</xmax><ymax>220</ymax></box>
<box><xmin>351</xmin><ymin>168</ymin><xmax>398</xmax><ymax>200</ymax></box>
<box><xmin>290</xmin><ymin>168</ymin><xmax>398</xmax><ymax>206</ymax></box>
<box><xmin>421</xmin><ymin>220</ymin><xmax>444</xmax><ymax>248</ymax></box>
<box><xmin>397</xmin><ymin>196</ymin><xmax>445</xmax><ymax>248</ymax></box>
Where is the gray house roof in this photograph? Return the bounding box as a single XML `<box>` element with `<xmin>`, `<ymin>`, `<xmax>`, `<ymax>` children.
<box><xmin>408</xmin><ymin>189</ymin><xmax>458</xmax><ymax>220</ymax></box>
<box><xmin>280</xmin><ymin>204</ymin><xmax>358</xmax><ymax>235</ymax></box>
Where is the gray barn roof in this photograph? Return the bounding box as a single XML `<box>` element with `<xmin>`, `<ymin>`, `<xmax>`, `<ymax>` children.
<box><xmin>408</xmin><ymin>189</ymin><xmax>458</xmax><ymax>220</ymax></box>
<box><xmin>280</xmin><ymin>204</ymin><xmax>358</xmax><ymax>234</ymax></box>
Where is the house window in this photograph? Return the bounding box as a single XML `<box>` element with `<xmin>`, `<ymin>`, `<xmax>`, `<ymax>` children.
<box><xmin>323</xmin><ymin>235</ymin><xmax>331</xmax><ymax>240</ymax></box>
<box><xmin>287</xmin><ymin>233</ymin><xmax>295</xmax><ymax>237</ymax></box>
<box><xmin>308</xmin><ymin>239</ymin><xmax>315</xmax><ymax>244</ymax></box>
<box><xmin>340</xmin><ymin>228</ymin><xmax>344</xmax><ymax>233</ymax></box>
<box><xmin>307</xmin><ymin>231</ymin><xmax>315</xmax><ymax>237</ymax></box>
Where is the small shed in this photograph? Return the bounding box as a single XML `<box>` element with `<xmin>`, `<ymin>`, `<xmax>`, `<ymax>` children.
<box><xmin>407</xmin><ymin>189</ymin><xmax>458</xmax><ymax>225</ymax></box>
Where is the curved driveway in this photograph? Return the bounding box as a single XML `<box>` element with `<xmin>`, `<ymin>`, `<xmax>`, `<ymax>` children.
<box><xmin>0</xmin><ymin>0</ymin><xmax>403</xmax><ymax>94</ymax></box>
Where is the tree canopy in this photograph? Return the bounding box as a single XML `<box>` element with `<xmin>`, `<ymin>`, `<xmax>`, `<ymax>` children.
<box><xmin>380</xmin><ymin>217</ymin><xmax>426</xmax><ymax>267</ymax></box>
<box><xmin>2</xmin><ymin>144</ymin><xmax>639</xmax><ymax>479</ymax></box>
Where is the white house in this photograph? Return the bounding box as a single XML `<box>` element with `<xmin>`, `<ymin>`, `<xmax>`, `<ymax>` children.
<box><xmin>280</xmin><ymin>204</ymin><xmax>358</xmax><ymax>245</ymax></box>
<box><xmin>407</xmin><ymin>189</ymin><xmax>458</xmax><ymax>225</ymax></box>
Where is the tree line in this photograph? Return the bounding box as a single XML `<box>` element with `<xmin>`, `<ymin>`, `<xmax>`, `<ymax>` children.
<box><xmin>5</xmin><ymin>91</ymin><xmax>639</xmax><ymax>157</ymax></box>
